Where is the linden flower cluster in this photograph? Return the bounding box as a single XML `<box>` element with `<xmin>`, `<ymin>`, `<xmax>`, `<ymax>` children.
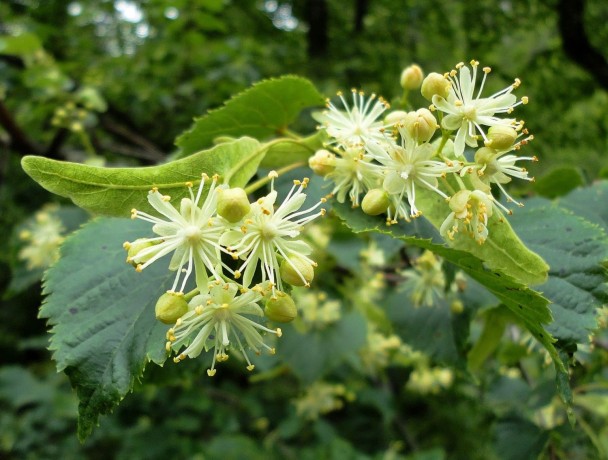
<box><xmin>311</xmin><ymin>60</ymin><xmax>535</xmax><ymax>244</ymax></box>
<box><xmin>124</xmin><ymin>172</ymin><xmax>325</xmax><ymax>376</ymax></box>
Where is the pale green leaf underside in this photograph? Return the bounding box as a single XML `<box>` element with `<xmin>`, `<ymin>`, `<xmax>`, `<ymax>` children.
<box><xmin>332</xmin><ymin>203</ymin><xmax>562</xmax><ymax>370</ymax></box>
<box><xmin>40</xmin><ymin>217</ymin><xmax>174</xmax><ymax>441</ymax></box>
<box><xmin>175</xmin><ymin>75</ymin><xmax>325</xmax><ymax>159</ymax></box>
<box><xmin>510</xmin><ymin>197</ymin><xmax>608</xmax><ymax>344</ymax></box>
<box><xmin>415</xmin><ymin>186</ymin><xmax>549</xmax><ymax>286</ymax></box>
<box><xmin>22</xmin><ymin>137</ymin><xmax>263</xmax><ymax>217</ymax></box>
<box><xmin>260</xmin><ymin>130</ymin><xmax>327</xmax><ymax>168</ymax></box>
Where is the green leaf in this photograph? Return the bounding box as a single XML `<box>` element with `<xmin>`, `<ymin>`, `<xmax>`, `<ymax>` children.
<box><xmin>40</xmin><ymin>218</ymin><xmax>175</xmax><ymax>441</ymax></box>
<box><xmin>260</xmin><ymin>130</ymin><xmax>327</xmax><ymax>168</ymax></box>
<box><xmin>415</xmin><ymin>185</ymin><xmax>549</xmax><ymax>285</ymax></box>
<box><xmin>175</xmin><ymin>76</ymin><xmax>325</xmax><ymax>158</ymax></box>
<box><xmin>556</xmin><ymin>181</ymin><xmax>608</xmax><ymax>233</ymax></box>
<box><xmin>332</xmin><ymin>202</ymin><xmax>563</xmax><ymax>370</ymax></box>
<box><xmin>385</xmin><ymin>294</ymin><xmax>463</xmax><ymax>364</ymax></box>
<box><xmin>0</xmin><ymin>32</ymin><xmax>42</xmax><ymax>56</ymax></box>
<box><xmin>509</xmin><ymin>199</ymin><xmax>608</xmax><ymax>345</ymax></box>
<box><xmin>533</xmin><ymin>166</ymin><xmax>585</xmax><ymax>199</ymax></box>
<box><xmin>22</xmin><ymin>137</ymin><xmax>263</xmax><ymax>217</ymax></box>
<box><xmin>467</xmin><ymin>307</ymin><xmax>510</xmax><ymax>372</ymax></box>
<box><xmin>277</xmin><ymin>311</ymin><xmax>367</xmax><ymax>383</ymax></box>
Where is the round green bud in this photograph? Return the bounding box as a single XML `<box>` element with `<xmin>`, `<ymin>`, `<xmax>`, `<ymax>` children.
<box><xmin>384</xmin><ymin>110</ymin><xmax>408</xmax><ymax>126</ymax></box>
<box><xmin>421</xmin><ymin>72</ymin><xmax>450</xmax><ymax>101</ymax></box>
<box><xmin>403</xmin><ymin>109</ymin><xmax>438</xmax><ymax>142</ymax></box>
<box><xmin>155</xmin><ymin>292</ymin><xmax>189</xmax><ymax>324</ymax></box>
<box><xmin>361</xmin><ymin>188</ymin><xmax>390</xmax><ymax>216</ymax></box>
<box><xmin>450</xmin><ymin>300</ymin><xmax>464</xmax><ymax>314</ymax></box>
<box><xmin>400</xmin><ymin>64</ymin><xmax>424</xmax><ymax>90</ymax></box>
<box><xmin>309</xmin><ymin>149</ymin><xmax>336</xmax><ymax>177</ymax></box>
<box><xmin>217</xmin><ymin>187</ymin><xmax>251</xmax><ymax>223</ymax></box>
<box><xmin>265</xmin><ymin>292</ymin><xmax>298</xmax><ymax>323</ymax></box>
<box><xmin>484</xmin><ymin>126</ymin><xmax>518</xmax><ymax>150</ymax></box>
<box><xmin>448</xmin><ymin>190</ymin><xmax>471</xmax><ymax>215</ymax></box>
<box><xmin>124</xmin><ymin>238</ymin><xmax>156</xmax><ymax>267</ymax></box>
<box><xmin>474</xmin><ymin>147</ymin><xmax>496</xmax><ymax>165</ymax></box>
<box><xmin>280</xmin><ymin>254</ymin><xmax>315</xmax><ymax>287</ymax></box>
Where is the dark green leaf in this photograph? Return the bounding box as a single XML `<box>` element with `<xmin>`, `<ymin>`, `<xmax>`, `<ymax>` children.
<box><xmin>533</xmin><ymin>166</ymin><xmax>585</xmax><ymax>199</ymax></box>
<box><xmin>510</xmin><ymin>199</ymin><xmax>608</xmax><ymax>344</ymax></box>
<box><xmin>333</xmin><ymin>202</ymin><xmax>563</xmax><ymax>371</ymax></box>
<box><xmin>175</xmin><ymin>76</ymin><xmax>325</xmax><ymax>158</ymax></box>
<box><xmin>22</xmin><ymin>137</ymin><xmax>263</xmax><ymax>217</ymax></box>
<box><xmin>40</xmin><ymin>218</ymin><xmax>175</xmax><ymax>440</ymax></box>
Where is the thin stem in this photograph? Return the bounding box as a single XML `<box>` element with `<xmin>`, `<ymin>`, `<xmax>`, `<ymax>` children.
<box><xmin>78</xmin><ymin>130</ymin><xmax>98</xmax><ymax>158</ymax></box>
<box><xmin>245</xmin><ymin>161</ymin><xmax>306</xmax><ymax>194</ymax></box>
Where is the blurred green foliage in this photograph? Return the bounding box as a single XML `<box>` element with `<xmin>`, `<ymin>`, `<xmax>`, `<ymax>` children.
<box><xmin>1</xmin><ymin>0</ymin><xmax>608</xmax><ymax>458</ymax></box>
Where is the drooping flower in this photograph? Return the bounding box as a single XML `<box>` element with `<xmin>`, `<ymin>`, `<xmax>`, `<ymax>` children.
<box><xmin>220</xmin><ymin>173</ymin><xmax>325</xmax><ymax>292</ymax></box>
<box><xmin>18</xmin><ymin>205</ymin><xmax>65</xmax><ymax>270</ymax></box>
<box><xmin>324</xmin><ymin>145</ymin><xmax>384</xmax><ymax>206</ymax></box>
<box><xmin>400</xmin><ymin>251</ymin><xmax>446</xmax><ymax>307</ymax></box>
<box><xmin>440</xmin><ymin>189</ymin><xmax>494</xmax><ymax>244</ymax></box>
<box><xmin>316</xmin><ymin>89</ymin><xmax>390</xmax><ymax>147</ymax></box>
<box><xmin>125</xmin><ymin>174</ymin><xmax>232</xmax><ymax>294</ymax></box>
<box><xmin>366</xmin><ymin>128</ymin><xmax>461</xmax><ymax>222</ymax></box>
<box><xmin>167</xmin><ymin>281</ymin><xmax>281</xmax><ymax>376</ymax></box>
<box><xmin>432</xmin><ymin>60</ymin><xmax>528</xmax><ymax>157</ymax></box>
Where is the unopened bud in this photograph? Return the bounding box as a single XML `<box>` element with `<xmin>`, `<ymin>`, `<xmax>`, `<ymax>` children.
<box><xmin>217</xmin><ymin>187</ymin><xmax>251</xmax><ymax>222</ymax></box>
<box><xmin>484</xmin><ymin>126</ymin><xmax>518</xmax><ymax>150</ymax></box>
<box><xmin>448</xmin><ymin>190</ymin><xmax>472</xmax><ymax>216</ymax></box>
<box><xmin>125</xmin><ymin>238</ymin><xmax>156</xmax><ymax>266</ymax></box>
<box><xmin>280</xmin><ymin>254</ymin><xmax>315</xmax><ymax>287</ymax></box>
<box><xmin>403</xmin><ymin>109</ymin><xmax>438</xmax><ymax>142</ymax></box>
<box><xmin>155</xmin><ymin>292</ymin><xmax>189</xmax><ymax>324</ymax></box>
<box><xmin>265</xmin><ymin>292</ymin><xmax>297</xmax><ymax>323</ymax></box>
<box><xmin>361</xmin><ymin>188</ymin><xmax>390</xmax><ymax>216</ymax></box>
<box><xmin>474</xmin><ymin>147</ymin><xmax>496</xmax><ymax>165</ymax></box>
<box><xmin>309</xmin><ymin>149</ymin><xmax>336</xmax><ymax>177</ymax></box>
<box><xmin>385</xmin><ymin>110</ymin><xmax>408</xmax><ymax>126</ymax></box>
<box><xmin>421</xmin><ymin>72</ymin><xmax>450</xmax><ymax>101</ymax></box>
<box><xmin>450</xmin><ymin>300</ymin><xmax>464</xmax><ymax>314</ymax></box>
<box><xmin>400</xmin><ymin>64</ymin><xmax>424</xmax><ymax>90</ymax></box>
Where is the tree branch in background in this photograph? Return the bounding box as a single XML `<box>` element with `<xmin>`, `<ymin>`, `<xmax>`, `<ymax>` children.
<box><xmin>305</xmin><ymin>0</ymin><xmax>329</xmax><ymax>58</ymax></box>
<box><xmin>100</xmin><ymin>114</ymin><xmax>165</xmax><ymax>162</ymax></box>
<box><xmin>354</xmin><ymin>0</ymin><xmax>369</xmax><ymax>33</ymax></box>
<box><xmin>557</xmin><ymin>0</ymin><xmax>608</xmax><ymax>90</ymax></box>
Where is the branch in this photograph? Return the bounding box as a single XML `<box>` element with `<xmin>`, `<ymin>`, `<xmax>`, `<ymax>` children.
<box><xmin>100</xmin><ymin>114</ymin><xmax>165</xmax><ymax>162</ymax></box>
<box><xmin>557</xmin><ymin>0</ymin><xmax>608</xmax><ymax>90</ymax></box>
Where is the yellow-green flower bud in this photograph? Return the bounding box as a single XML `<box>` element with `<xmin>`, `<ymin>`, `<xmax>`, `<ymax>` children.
<box><xmin>280</xmin><ymin>254</ymin><xmax>315</xmax><ymax>287</ymax></box>
<box><xmin>448</xmin><ymin>190</ymin><xmax>471</xmax><ymax>218</ymax></box>
<box><xmin>450</xmin><ymin>300</ymin><xmax>464</xmax><ymax>314</ymax></box>
<box><xmin>309</xmin><ymin>149</ymin><xmax>336</xmax><ymax>177</ymax></box>
<box><xmin>361</xmin><ymin>188</ymin><xmax>390</xmax><ymax>216</ymax></box>
<box><xmin>403</xmin><ymin>109</ymin><xmax>438</xmax><ymax>142</ymax></box>
<box><xmin>484</xmin><ymin>126</ymin><xmax>518</xmax><ymax>150</ymax></box>
<box><xmin>155</xmin><ymin>292</ymin><xmax>189</xmax><ymax>325</ymax></box>
<box><xmin>474</xmin><ymin>147</ymin><xmax>496</xmax><ymax>165</ymax></box>
<box><xmin>265</xmin><ymin>292</ymin><xmax>298</xmax><ymax>323</ymax></box>
<box><xmin>217</xmin><ymin>187</ymin><xmax>251</xmax><ymax>223</ymax></box>
<box><xmin>384</xmin><ymin>110</ymin><xmax>408</xmax><ymax>126</ymax></box>
<box><xmin>124</xmin><ymin>238</ymin><xmax>156</xmax><ymax>266</ymax></box>
<box><xmin>421</xmin><ymin>72</ymin><xmax>450</xmax><ymax>101</ymax></box>
<box><xmin>400</xmin><ymin>64</ymin><xmax>424</xmax><ymax>90</ymax></box>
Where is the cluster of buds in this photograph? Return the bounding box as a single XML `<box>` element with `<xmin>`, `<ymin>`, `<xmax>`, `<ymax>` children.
<box><xmin>124</xmin><ymin>172</ymin><xmax>325</xmax><ymax>375</ymax></box>
<box><xmin>311</xmin><ymin>60</ymin><xmax>535</xmax><ymax>245</ymax></box>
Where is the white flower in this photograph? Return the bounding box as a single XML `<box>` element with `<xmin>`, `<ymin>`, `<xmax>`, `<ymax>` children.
<box><xmin>18</xmin><ymin>205</ymin><xmax>65</xmax><ymax>270</ymax></box>
<box><xmin>465</xmin><ymin>134</ymin><xmax>537</xmax><ymax>207</ymax></box>
<box><xmin>126</xmin><ymin>174</ymin><xmax>232</xmax><ymax>294</ymax></box>
<box><xmin>400</xmin><ymin>251</ymin><xmax>445</xmax><ymax>307</ymax></box>
<box><xmin>432</xmin><ymin>60</ymin><xmax>528</xmax><ymax>157</ymax></box>
<box><xmin>220</xmin><ymin>174</ymin><xmax>325</xmax><ymax>292</ymax></box>
<box><xmin>316</xmin><ymin>89</ymin><xmax>390</xmax><ymax>147</ymax></box>
<box><xmin>167</xmin><ymin>281</ymin><xmax>281</xmax><ymax>376</ymax></box>
<box><xmin>325</xmin><ymin>145</ymin><xmax>384</xmax><ymax>206</ymax></box>
<box><xmin>366</xmin><ymin>130</ymin><xmax>461</xmax><ymax>222</ymax></box>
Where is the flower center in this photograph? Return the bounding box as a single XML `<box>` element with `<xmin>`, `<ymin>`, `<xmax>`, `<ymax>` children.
<box><xmin>463</xmin><ymin>105</ymin><xmax>477</xmax><ymax>121</ymax></box>
<box><xmin>261</xmin><ymin>222</ymin><xmax>278</xmax><ymax>241</ymax></box>
<box><xmin>182</xmin><ymin>225</ymin><xmax>201</xmax><ymax>242</ymax></box>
